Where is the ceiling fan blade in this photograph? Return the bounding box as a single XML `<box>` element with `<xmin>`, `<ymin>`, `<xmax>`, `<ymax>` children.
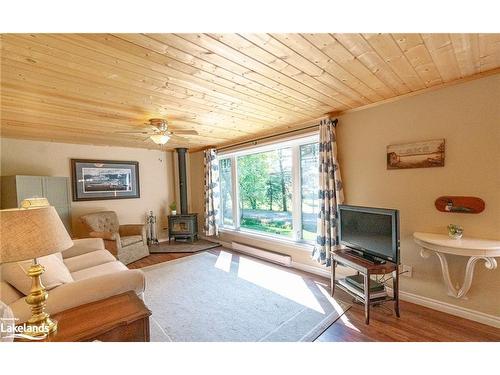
<box><xmin>171</xmin><ymin>130</ymin><xmax>199</xmax><ymax>135</ymax></box>
<box><xmin>115</xmin><ymin>131</ymin><xmax>155</xmax><ymax>134</ymax></box>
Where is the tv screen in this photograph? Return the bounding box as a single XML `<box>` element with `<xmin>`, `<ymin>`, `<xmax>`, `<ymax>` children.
<box><xmin>338</xmin><ymin>205</ymin><xmax>399</xmax><ymax>263</ymax></box>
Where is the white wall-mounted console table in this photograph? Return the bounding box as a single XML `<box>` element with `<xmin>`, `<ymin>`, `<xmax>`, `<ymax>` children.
<box><xmin>413</xmin><ymin>232</ymin><xmax>500</xmax><ymax>299</ymax></box>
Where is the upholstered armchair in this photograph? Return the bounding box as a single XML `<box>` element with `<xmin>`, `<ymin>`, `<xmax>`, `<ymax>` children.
<box><xmin>80</xmin><ymin>211</ymin><xmax>149</xmax><ymax>265</ymax></box>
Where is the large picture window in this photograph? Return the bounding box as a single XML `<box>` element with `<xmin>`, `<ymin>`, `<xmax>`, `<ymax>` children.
<box><xmin>238</xmin><ymin>147</ymin><xmax>293</xmax><ymax>238</ymax></box>
<box><xmin>218</xmin><ymin>134</ymin><xmax>319</xmax><ymax>243</ymax></box>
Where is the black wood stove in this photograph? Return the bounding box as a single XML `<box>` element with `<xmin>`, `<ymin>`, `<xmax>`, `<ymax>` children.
<box><xmin>168</xmin><ymin>148</ymin><xmax>198</xmax><ymax>243</ymax></box>
<box><xmin>168</xmin><ymin>213</ymin><xmax>198</xmax><ymax>243</ymax></box>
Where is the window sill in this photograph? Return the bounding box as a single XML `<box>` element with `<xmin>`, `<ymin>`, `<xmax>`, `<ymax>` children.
<box><xmin>218</xmin><ymin>227</ymin><xmax>315</xmax><ymax>252</ymax></box>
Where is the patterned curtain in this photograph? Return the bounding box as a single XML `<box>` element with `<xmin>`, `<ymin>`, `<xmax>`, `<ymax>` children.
<box><xmin>312</xmin><ymin>119</ymin><xmax>344</xmax><ymax>266</ymax></box>
<box><xmin>204</xmin><ymin>148</ymin><xmax>220</xmax><ymax>236</ymax></box>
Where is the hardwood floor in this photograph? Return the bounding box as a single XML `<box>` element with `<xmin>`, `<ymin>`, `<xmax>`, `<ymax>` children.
<box><xmin>128</xmin><ymin>247</ymin><xmax>500</xmax><ymax>342</ymax></box>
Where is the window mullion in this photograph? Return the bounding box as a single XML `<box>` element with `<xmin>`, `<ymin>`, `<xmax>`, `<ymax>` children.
<box><xmin>291</xmin><ymin>145</ymin><xmax>302</xmax><ymax>241</ymax></box>
<box><xmin>231</xmin><ymin>156</ymin><xmax>240</xmax><ymax>230</ymax></box>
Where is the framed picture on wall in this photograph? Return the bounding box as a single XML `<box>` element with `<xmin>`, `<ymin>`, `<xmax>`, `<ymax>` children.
<box><xmin>387</xmin><ymin>139</ymin><xmax>445</xmax><ymax>169</ymax></box>
<box><xmin>71</xmin><ymin>159</ymin><xmax>140</xmax><ymax>201</ymax></box>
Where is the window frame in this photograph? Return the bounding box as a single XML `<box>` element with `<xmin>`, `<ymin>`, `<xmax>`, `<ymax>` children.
<box><xmin>218</xmin><ymin>133</ymin><xmax>319</xmax><ymax>244</ymax></box>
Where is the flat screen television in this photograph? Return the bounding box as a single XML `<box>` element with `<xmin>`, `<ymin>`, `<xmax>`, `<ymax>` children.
<box><xmin>338</xmin><ymin>205</ymin><xmax>400</xmax><ymax>264</ymax></box>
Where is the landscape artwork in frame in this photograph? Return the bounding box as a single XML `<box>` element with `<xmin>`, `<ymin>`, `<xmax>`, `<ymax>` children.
<box><xmin>387</xmin><ymin>139</ymin><xmax>445</xmax><ymax>169</ymax></box>
<box><xmin>71</xmin><ymin>159</ymin><xmax>140</xmax><ymax>201</ymax></box>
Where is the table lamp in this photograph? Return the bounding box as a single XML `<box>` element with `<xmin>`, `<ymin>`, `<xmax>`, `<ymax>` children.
<box><xmin>0</xmin><ymin>205</ymin><xmax>73</xmax><ymax>338</ymax></box>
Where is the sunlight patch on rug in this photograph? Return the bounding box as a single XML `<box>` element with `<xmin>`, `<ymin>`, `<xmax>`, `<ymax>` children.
<box><xmin>237</xmin><ymin>256</ymin><xmax>324</xmax><ymax>313</ymax></box>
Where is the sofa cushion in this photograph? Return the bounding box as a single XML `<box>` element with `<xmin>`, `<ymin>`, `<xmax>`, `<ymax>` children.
<box><xmin>64</xmin><ymin>250</ymin><xmax>116</xmax><ymax>273</ymax></box>
<box><xmin>121</xmin><ymin>235</ymin><xmax>143</xmax><ymax>247</ymax></box>
<box><xmin>71</xmin><ymin>261</ymin><xmax>128</xmax><ymax>281</ymax></box>
<box><xmin>1</xmin><ymin>253</ymin><xmax>73</xmax><ymax>295</ymax></box>
<box><xmin>0</xmin><ymin>280</ymin><xmax>23</xmax><ymax>305</ymax></box>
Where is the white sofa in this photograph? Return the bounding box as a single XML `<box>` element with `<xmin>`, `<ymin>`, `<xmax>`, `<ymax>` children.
<box><xmin>0</xmin><ymin>238</ymin><xmax>145</xmax><ymax>324</ymax></box>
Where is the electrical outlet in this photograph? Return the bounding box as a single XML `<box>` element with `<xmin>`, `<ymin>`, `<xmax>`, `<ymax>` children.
<box><xmin>399</xmin><ymin>264</ymin><xmax>413</xmax><ymax>278</ymax></box>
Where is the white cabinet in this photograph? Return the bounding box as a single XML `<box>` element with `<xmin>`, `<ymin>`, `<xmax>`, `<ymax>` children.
<box><xmin>0</xmin><ymin>175</ymin><xmax>72</xmax><ymax>234</ymax></box>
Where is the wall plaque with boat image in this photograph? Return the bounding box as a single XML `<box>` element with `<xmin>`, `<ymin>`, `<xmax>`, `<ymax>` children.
<box><xmin>387</xmin><ymin>139</ymin><xmax>445</xmax><ymax>169</ymax></box>
<box><xmin>435</xmin><ymin>196</ymin><xmax>485</xmax><ymax>214</ymax></box>
<box><xmin>71</xmin><ymin>159</ymin><xmax>140</xmax><ymax>201</ymax></box>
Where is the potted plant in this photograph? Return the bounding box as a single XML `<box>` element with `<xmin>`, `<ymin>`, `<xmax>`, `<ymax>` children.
<box><xmin>447</xmin><ymin>224</ymin><xmax>463</xmax><ymax>239</ymax></box>
<box><xmin>169</xmin><ymin>202</ymin><xmax>177</xmax><ymax>216</ymax></box>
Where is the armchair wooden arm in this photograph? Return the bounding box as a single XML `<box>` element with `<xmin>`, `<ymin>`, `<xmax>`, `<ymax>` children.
<box><xmin>119</xmin><ymin>224</ymin><xmax>146</xmax><ymax>237</ymax></box>
<box><xmin>89</xmin><ymin>231</ymin><xmax>119</xmax><ymax>241</ymax></box>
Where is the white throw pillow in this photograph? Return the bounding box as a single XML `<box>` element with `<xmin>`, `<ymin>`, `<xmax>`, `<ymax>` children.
<box><xmin>1</xmin><ymin>253</ymin><xmax>73</xmax><ymax>295</ymax></box>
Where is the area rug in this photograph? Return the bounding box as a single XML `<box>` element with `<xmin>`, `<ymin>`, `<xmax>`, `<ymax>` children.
<box><xmin>142</xmin><ymin>252</ymin><xmax>350</xmax><ymax>342</ymax></box>
<box><xmin>148</xmin><ymin>239</ymin><xmax>220</xmax><ymax>253</ymax></box>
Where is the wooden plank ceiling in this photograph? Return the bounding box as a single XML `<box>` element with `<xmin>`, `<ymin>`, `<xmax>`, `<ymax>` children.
<box><xmin>1</xmin><ymin>33</ymin><xmax>499</xmax><ymax>150</ymax></box>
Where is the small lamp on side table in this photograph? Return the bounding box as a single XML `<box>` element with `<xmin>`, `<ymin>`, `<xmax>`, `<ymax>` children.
<box><xmin>0</xmin><ymin>206</ymin><xmax>73</xmax><ymax>338</ymax></box>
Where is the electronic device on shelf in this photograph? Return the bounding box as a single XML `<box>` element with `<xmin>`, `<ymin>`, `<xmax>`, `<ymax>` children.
<box><xmin>345</xmin><ymin>274</ymin><xmax>385</xmax><ymax>292</ymax></box>
<box><xmin>338</xmin><ymin>204</ymin><xmax>400</xmax><ymax>265</ymax></box>
<box><xmin>338</xmin><ymin>279</ymin><xmax>387</xmax><ymax>300</ymax></box>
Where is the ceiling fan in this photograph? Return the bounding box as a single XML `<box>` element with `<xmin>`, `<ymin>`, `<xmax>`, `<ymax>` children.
<box><xmin>115</xmin><ymin>118</ymin><xmax>199</xmax><ymax>145</ymax></box>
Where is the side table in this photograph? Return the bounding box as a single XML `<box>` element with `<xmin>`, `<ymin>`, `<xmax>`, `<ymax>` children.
<box><xmin>16</xmin><ymin>292</ymin><xmax>151</xmax><ymax>342</ymax></box>
<box><xmin>414</xmin><ymin>232</ymin><xmax>500</xmax><ymax>299</ymax></box>
<box><xmin>331</xmin><ymin>249</ymin><xmax>400</xmax><ymax>324</ymax></box>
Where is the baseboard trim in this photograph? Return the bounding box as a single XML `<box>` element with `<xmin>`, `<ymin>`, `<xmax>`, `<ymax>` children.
<box><xmin>232</xmin><ymin>242</ymin><xmax>292</xmax><ymax>266</ymax></box>
<box><xmin>392</xmin><ymin>289</ymin><xmax>500</xmax><ymax>328</ymax></box>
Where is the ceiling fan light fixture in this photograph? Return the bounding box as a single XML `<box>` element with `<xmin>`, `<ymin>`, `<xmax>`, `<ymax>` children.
<box><xmin>150</xmin><ymin>134</ymin><xmax>170</xmax><ymax>145</ymax></box>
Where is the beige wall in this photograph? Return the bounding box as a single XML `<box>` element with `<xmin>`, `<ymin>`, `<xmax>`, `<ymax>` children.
<box><xmin>189</xmin><ymin>74</ymin><xmax>500</xmax><ymax>317</ymax></box>
<box><xmin>0</xmin><ymin>138</ymin><xmax>175</xmax><ymax>240</ymax></box>
<box><xmin>337</xmin><ymin>74</ymin><xmax>500</xmax><ymax>316</ymax></box>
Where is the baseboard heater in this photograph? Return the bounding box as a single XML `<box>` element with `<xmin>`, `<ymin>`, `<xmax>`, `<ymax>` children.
<box><xmin>231</xmin><ymin>242</ymin><xmax>292</xmax><ymax>266</ymax></box>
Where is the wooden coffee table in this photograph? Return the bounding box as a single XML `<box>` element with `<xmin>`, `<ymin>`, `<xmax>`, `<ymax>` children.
<box><xmin>16</xmin><ymin>292</ymin><xmax>151</xmax><ymax>342</ymax></box>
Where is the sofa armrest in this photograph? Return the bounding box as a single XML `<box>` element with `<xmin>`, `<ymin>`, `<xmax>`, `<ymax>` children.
<box><xmin>89</xmin><ymin>231</ymin><xmax>119</xmax><ymax>241</ymax></box>
<box><xmin>62</xmin><ymin>238</ymin><xmax>106</xmax><ymax>259</ymax></box>
<box><xmin>8</xmin><ymin>269</ymin><xmax>146</xmax><ymax>324</ymax></box>
<box><xmin>119</xmin><ymin>224</ymin><xmax>146</xmax><ymax>237</ymax></box>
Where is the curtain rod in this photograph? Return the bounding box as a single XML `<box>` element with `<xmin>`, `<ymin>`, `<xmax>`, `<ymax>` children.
<box><xmin>216</xmin><ymin>118</ymin><xmax>338</xmax><ymax>152</ymax></box>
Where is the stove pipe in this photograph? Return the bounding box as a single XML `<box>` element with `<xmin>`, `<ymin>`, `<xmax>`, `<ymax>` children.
<box><xmin>176</xmin><ymin>148</ymin><xmax>189</xmax><ymax>215</ymax></box>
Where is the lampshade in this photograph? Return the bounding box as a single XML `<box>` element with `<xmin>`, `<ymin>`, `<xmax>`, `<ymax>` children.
<box><xmin>0</xmin><ymin>206</ymin><xmax>73</xmax><ymax>264</ymax></box>
<box><xmin>150</xmin><ymin>134</ymin><xmax>170</xmax><ymax>145</ymax></box>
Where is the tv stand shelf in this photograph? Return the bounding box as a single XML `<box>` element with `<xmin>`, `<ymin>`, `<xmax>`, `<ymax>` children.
<box><xmin>335</xmin><ymin>281</ymin><xmax>394</xmax><ymax>305</ymax></box>
<box><xmin>331</xmin><ymin>248</ymin><xmax>400</xmax><ymax>324</ymax></box>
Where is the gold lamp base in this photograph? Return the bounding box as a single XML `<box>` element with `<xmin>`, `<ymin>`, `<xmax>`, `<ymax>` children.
<box><xmin>22</xmin><ymin>260</ymin><xmax>58</xmax><ymax>338</ymax></box>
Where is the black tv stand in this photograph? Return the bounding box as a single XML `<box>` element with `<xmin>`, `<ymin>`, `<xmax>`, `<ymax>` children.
<box><xmin>346</xmin><ymin>248</ymin><xmax>386</xmax><ymax>264</ymax></box>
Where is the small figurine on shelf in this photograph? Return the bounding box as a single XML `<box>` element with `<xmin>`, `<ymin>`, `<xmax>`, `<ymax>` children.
<box><xmin>169</xmin><ymin>201</ymin><xmax>177</xmax><ymax>216</ymax></box>
<box><xmin>447</xmin><ymin>224</ymin><xmax>464</xmax><ymax>239</ymax></box>
<box><xmin>146</xmin><ymin>210</ymin><xmax>159</xmax><ymax>246</ymax></box>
